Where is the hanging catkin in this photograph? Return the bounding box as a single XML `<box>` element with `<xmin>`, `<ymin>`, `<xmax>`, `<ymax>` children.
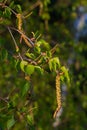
<box><xmin>16</xmin><ymin>13</ymin><xmax>32</xmax><ymax>48</ymax></box>
<box><xmin>16</xmin><ymin>13</ymin><xmax>22</xmax><ymax>31</ymax></box>
<box><xmin>53</xmin><ymin>74</ymin><xmax>62</xmax><ymax>118</ymax></box>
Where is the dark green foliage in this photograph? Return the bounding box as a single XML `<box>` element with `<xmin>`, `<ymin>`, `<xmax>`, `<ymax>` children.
<box><xmin>0</xmin><ymin>0</ymin><xmax>87</xmax><ymax>130</ymax></box>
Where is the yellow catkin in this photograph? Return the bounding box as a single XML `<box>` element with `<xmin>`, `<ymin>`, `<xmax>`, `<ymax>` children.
<box><xmin>53</xmin><ymin>74</ymin><xmax>62</xmax><ymax>118</ymax></box>
<box><xmin>16</xmin><ymin>13</ymin><xmax>22</xmax><ymax>31</ymax></box>
<box><xmin>16</xmin><ymin>13</ymin><xmax>32</xmax><ymax>48</ymax></box>
<box><xmin>22</xmin><ymin>34</ymin><xmax>32</xmax><ymax>48</ymax></box>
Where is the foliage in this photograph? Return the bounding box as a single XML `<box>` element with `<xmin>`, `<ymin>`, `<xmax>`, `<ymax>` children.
<box><xmin>0</xmin><ymin>0</ymin><xmax>87</xmax><ymax>130</ymax></box>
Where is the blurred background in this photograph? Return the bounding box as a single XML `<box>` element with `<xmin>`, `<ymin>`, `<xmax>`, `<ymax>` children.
<box><xmin>0</xmin><ymin>0</ymin><xmax>87</xmax><ymax>130</ymax></box>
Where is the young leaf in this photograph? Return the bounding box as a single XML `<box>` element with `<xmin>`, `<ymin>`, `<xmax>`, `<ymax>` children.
<box><xmin>49</xmin><ymin>57</ymin><xmax>60</xmax><ymax>71</ymax></box>
<box><xmin>61</xmin><ymin>66</ymin><xmax>70</xmax><ymax>84</ymax></box>
<box><xmin>16</xmin><ymin>5</ymin><xmax>22</xmax><ymax>13</ymax></box>
<box><xmin>34</xmin><ymin>45</ymin><xmax>41</xmax><ymax>54</ymax></box>
<box><xmin>36</xmin><ymin>39</ymin><xmax>50</xmax><ymax>50</ymax></box>
<box><xmin>54</xmin><ymin>57</ymin><xmax>60</xmax><ymax>66</ymax></box>
<box><xmin>27</xmin><ymin>115</ymin><xmax>34</xmax><ymax>126</ymax></box>
<box><xmin>25</xmin><ymin>64</ymin><xmax>35</xmax><ymax>75</ymax></box>
<box><xmin>3</xmin><ymin>7</ymin><xmax>12</xmax><ymax>18</ymax></box>
<box><xmin>46</xmin><ymin>51</ymin><xmax>52</xmax><ymax>58</ymax></box>
<box><xmin>9</xmin><ymin>1</ymin><xmax>15</xmax><ymax>9</ymax></box>
<box><xmin>25</xmin><ymin>52</ymin><xmax>35</xmax><ymax>59</ymax></box>
<box><xmin>20</xmin><ymin>60</ymin><xmax>28</xmax><ymax>72</ymax></box>
<box><xmin>7</xmin><ymin>116</ymin><xmax>15</xmax><ymax>130</ymax></box>
<box><xmin>48</xmin><ymin>59</ymin><xmax>53</xmax><ymax>71</ymax></box>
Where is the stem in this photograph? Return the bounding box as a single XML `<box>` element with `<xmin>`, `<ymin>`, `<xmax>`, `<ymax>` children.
<box><xmin>7</xmin><ymin>27</ymin><xmax>18</xmax><ymax>48</ymax></box>
<box><xmin>0</xmin><ymin>97</ymin><xmax>8</xmax><ymax>103</ymax></box>
<box><xmin>7</xmin><ymin>27</ymin><xmax>23</xmax><ymax>60</ymax></box>
<box><xmin>8</xmin><ymin>26</ymin><xmax>34</xmax><ymax>47</ymax></box>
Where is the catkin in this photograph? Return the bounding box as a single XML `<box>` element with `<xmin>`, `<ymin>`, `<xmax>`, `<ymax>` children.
<box><xmin>16</xmin><ymin>13</ymin><xmax>32</xmax><ymax>48</ymax></box>
<box><xmin>16</xmin><ymin>13</ymin><xmax>22</xmax><ymax>31</ymax></box>
<box><xmin>53</xmin><ymin>74</ymin><xmax>62</xmax><ymax>118</ymax></box>
<box><xmin>22</xmin><ymin>35</ymin><xmax>32</xmax><ymax>48</ymax></box>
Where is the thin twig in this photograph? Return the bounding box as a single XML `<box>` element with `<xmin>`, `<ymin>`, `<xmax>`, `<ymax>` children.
<box><xmin>0</xmin><ymin>97</ymin><xmax>8</xmax><ymax>103</ymax></box>
<box><xmin>23</xmin><ymin>57</ymin><xmax>37</xmax><ymax>65</ymax></box>
<box><xmin>29</xmin><ymin>0</ymin><xmax>41</xmax><ymax>11</ymax></box>
<box><xmin>24</xmin><ymin>12</ymin><xmax>33</xmax><ymax>19</ymax></box>
<box><xmin>34</xmin><ymin>52</ymin><xmax>46</xmax><ymax>63</ymax></box>
<box><xmin>9</xmin><ymin>26</ymin><xmax>34</xmax><ymax>47</ymax></box>
<box><xmin>7</xmin><ymin>27</ymin><xmax>18</xmax><ymax>49</ymax></box>
<box><xmin>51</xmin><ymin>44</ymin><xmax>59</xmax><ymax>54</ymax></box>
<box><xmin>18</xmin><ymin>52</ymin><xmax>23</xmax><ymax>60</ymax></box>
<box><xmin>7</xmin><ymin>27</ymin><xmax>23</xmax><ymax>60</ymax></box>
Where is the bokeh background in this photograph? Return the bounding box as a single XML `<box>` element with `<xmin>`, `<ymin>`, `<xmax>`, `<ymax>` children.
<box><xmin>0</xmin><ymin>0</ymin><xmax>87</xmax><ymax>130</ymax></box>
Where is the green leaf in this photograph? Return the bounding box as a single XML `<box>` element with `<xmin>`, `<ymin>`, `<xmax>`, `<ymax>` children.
<box><xmin>21</xmin><ymin>82</ymin><xmax>30</xmax><ymax>97</ymax></box>
<box><xmin>61</xmin><ymin>66</ymin><xmax>70</xmax><ymax>84</ymax></box>
<box><xmin>35</xmin><ymin>66</ymin><xmax>44</xmax><ymax>75</ymax></box>
<box><xmin>7</xmin><ymin>116</ymin><xmax>15</xmax><ymax>130</ymax></box>
<box><xmin>48</xmin><ymin>59</ymin><xmax>53</xmax><ymax>71</ymax></box>
<box><xmin>34</xmin><ymin>31</ymin><xmax>41</xmax><ymax>39</ymax></box>
<box><xmin>34</xmin><ymin>45</ymin><xmax>41</xmax><ymax>54</ymax></box>
<box><xmin>9</xmin><ymin>1</ymin><xmax>15</xmax><ymax>9</ymax></box>
<box><xmin>11</xmin><ymin>93</ymin><xmax>19</xmax><ymax>107</ymax></box>
<box><xmin>20</xmin><ymin>60</ymin><xmax>28</xmax><ymax>72</ymax></box>
<box><xmin>53</xmin><ymin>57</ymin><xmax>60</xmax><ymax>67</ymax></box>
<box><xmin>46</xmin><ymin>51</ymin><xmax>52</xmax><ymax>58</ymax></box>
<box><xmin>27</xmin><ymin>115</ymin><xmax>34</xmax><ymax>126</ymax></box>
<box><xmin>14</xmin><ymin>59</ymin><xmax>19</xmax><ymax>70</ymax></box>
<box><xmin>25</xmin><ymin>64</ymin><xmax>35</xmax><ymax>75</ymax></box>
<box><xmin>36</xmin><ymin>39</ymin><xmax>50</xmax><ymax>50</ymax></box>
<box><xmin>49</xmin><ymin>57</ymin><xmax>60</xmax><ymax>71</ymax></box>
<box><xmin>16</xmin><ymin>5</ymin><xmax>22</xmax><ymax>13</ymax></box>
<box><xmin>3</xmin><ymin>7</ymin><xmax>12</xmax><ymax>18</ymax></box>
<box><xmin>25</xmin><ymin>52</ymin><xmax>35</xmax><ymax>59</ymax></box>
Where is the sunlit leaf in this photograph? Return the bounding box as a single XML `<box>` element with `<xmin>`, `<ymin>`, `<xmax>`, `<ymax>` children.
<box><xmin>25</xmin><ymin>64</ymin><xmax>35</xmax><ymax>75</ymax></box>
<box><xmin>61</xmin><ymin>66</ymin><xmax>70</xmax><ymax>84</ymax></box>
<box><xmin>49</xmin><ymin>57</ymin><xmax>60</xmax><ymax>71</ymax></box>
<box><xmin>20</xmin><ymin>60</ymin><xmax>28</xmax><ymax>72</ymax></box>
<box><xmin>36</xmin><ymin>39</ymin><xmax>50</xmax><ymax>50</ymax></box>
<box><xmin>25</xmin><ymin>52</ymin><xmax>35</xmax><ymax>59</ymax></box>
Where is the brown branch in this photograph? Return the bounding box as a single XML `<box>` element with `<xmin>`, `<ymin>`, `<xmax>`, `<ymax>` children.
<box><xmin>0</xmin><ymin>96</ymin><xmax>8</xmax><ymax>103</ymax></box>
<box><xmin>8</xmin><ymin>26</ymin><xmax>34</xmax><ymax>47</ymax></box>
<box><xmin>29</xmin><ymin>0</ymin><xmax>41</xmax><ymax>11</ymax></box>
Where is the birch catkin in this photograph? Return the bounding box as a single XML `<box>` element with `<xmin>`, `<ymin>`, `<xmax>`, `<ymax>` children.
<box><xmin>16</xmin><ymin>13</ymin><xmax>32</xmax><ymax>48</ymax></box>
<box><xmin>53</xmin><ymin>74</ymin><xmax>62</xmax><ymax>118</ymax></box>
<box><xmin>16</xmin><ymin>13</ymin><xmax>22</xmax><ymax>31</ymax></box>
